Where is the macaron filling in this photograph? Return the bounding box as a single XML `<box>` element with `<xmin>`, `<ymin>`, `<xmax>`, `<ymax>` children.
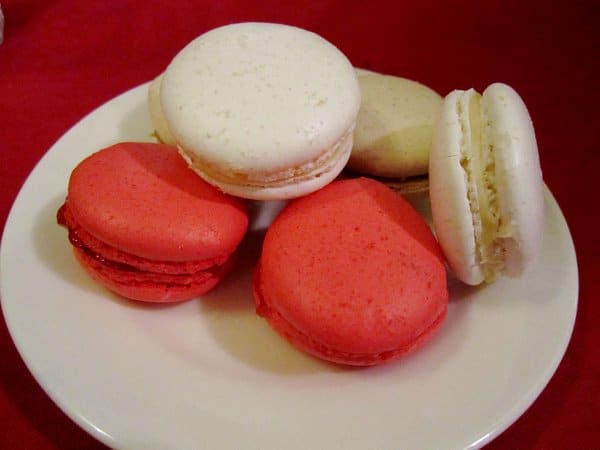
<box><xmin>178</xmin><ymin>126</ymin><xmax>354</xmax><ymax>189</ymax></box>
<box><xmin>459</xmin><ymin>90</ymin><xmax>514</xmax><ymax>281</ymax></box>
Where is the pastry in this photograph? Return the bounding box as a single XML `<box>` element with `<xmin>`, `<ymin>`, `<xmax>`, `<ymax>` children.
<box><xmin>57</xmin><ymin>142</ymin><xmax>249</xmax><ymax>302</ymax></box>
<box><xmin>253</xmin><ymin>177</ymin><xmax>448</xmax><ymax>366</ymax></box>
<box><xmin>347</xmin><ymin>73</ymin><xmax>442</xmax><ymax>200</ymax></box>
<box><xmin>429</xmin><ymin>83</ymin><xmax>544</xmax><ymax>285</ymax></box>
<box><xmin>160</xmin><ymin>22</ymin><xmax>361</xmax><ymax>200</ymax></box>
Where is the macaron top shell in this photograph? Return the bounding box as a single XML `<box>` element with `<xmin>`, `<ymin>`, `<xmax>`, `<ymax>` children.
<box><xmin>481</xmin><ymin>83</ymin><xmax>544</xmax><ymax>276</ymax></box>
<box><xmin>257</xmin><ymin>178</ymin><xmax>447</xmax><ymax>358</ymax></box>
<box><xmin>160</xmin><ymin>22</ymin><xmax>361</xmax><ymax>174</ymax></box>
<box><xmin>66</xmin><ymin>142</ymin><xmax>249</xmax><ymax>262</ymax></box>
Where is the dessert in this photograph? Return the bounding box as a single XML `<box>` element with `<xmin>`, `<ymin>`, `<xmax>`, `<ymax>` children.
<box><xmin>148</xmin><ymin>74</ymin><xmax>176</xmax><ymax>145</ymax></box>
<box><xmin>429</xmin><ymin>83</ymin><xmax>544</xmax><ymax>285</ymax></box>
<box><xmin>159</xmin><ymin>22</ymin><xmax>361</xmax><ymax>200</ymax></box>
<box><xmin>253</xmin><ymin>177</ymin><xmax>448</xmax><ymax>366</ymax></box>
<box><xmin>57</xmin><ymin>142</ymin><xmax>249</xmax><ymax>302</ymax></box>
<box><xmin>348</xmin><ymin>73</ymin><xmax>442</xmax><ymax>200</ymax></box>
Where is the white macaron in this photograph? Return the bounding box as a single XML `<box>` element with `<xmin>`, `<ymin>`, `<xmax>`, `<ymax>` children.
<box><xmin>147</xmin><ymin>74</ymin><xmax>176</xmax><ymax>146</ymax></box>
<box><xmin>349</xmin><ymin>73</ymin><xmax>442</xmax><ymax>179</ymax></box>
<box><xmin>160</xmin><ymin>22</ymin><xmax>361</xmax><ymax>200</ymax></box>
<box><xmin>429</xmin><ymin>83</ymin><xmax>545</xmax><ymax>285</ymax></box>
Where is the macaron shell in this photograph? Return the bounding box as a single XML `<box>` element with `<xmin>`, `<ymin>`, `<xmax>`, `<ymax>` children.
<box><xmin>481</xmin><ymin>83</ymin><xmax>544</xmax><ymax>276</ymax></box>
<box><xmin>160</xmin><ymin>22</ymin><xmax>361</xmax><ymax>173</ymax></box>
<box><xmin>59</xmin><ymin>204</ymin><xmax>228</xmax><ymax>274</ymax></box>
<box><xmin>67</xmin><ymin>142</ymin><xmax>249</xmax><ymax>262</ymax></box>
<box><xmin>147</xmin><ymin>74</ymin><xmax>176</xmax><ymax>145</ymax></box>
<box><xmin>429</xmin><ymin>90</ymin><xmax>484</xmax><ymax>285</ymax></box>
<box><xmin>254</xmin><ymin>178</ymin><xmax>448</xmax><ymax>365</ymax></box>
<box><xmin>349</xmin><ymin>74</ymin><xmax>442</xmax><ymax>178</ymax></box>
<box><xmin>254</xmin><ymin>263</ymin><xmax>447</xmax><ymax>365</ymax></box>
<box><xmin>73</xmin><ymin>247</ymin><xmax>234</xmax><ymax>302</ymax></box>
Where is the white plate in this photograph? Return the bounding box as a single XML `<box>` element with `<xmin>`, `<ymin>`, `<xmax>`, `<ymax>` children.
<box><xmin>0</xmin><ymin>83</ymin><xmax>578</xmax><ymax>450</ymax></box>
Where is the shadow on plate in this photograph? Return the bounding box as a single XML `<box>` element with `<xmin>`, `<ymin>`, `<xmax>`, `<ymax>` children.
<box><xmin>198</xmin><ymin>229</ymin><xmax>335</xmax><ymax>375</ymax></box>
<box><xmin>32</xmin><ymin>194</ymin><xmax>107</xmax><ymax>297</ymax></box>
<box><xmin>31</xmin><ymin>194</ymin><xmax>475</xmax><ymax>377</ymax></box>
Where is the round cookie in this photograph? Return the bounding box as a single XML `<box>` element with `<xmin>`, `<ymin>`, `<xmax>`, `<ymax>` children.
<box><xmin>160</xmin><ymin>22</ymin><xmax>361</xmax><ymax>200</ymax></box>
<box><xmin>57</xmin><ymin>142</ymin><xmax>249</xmax><ymax>302</ymax></box>
<box><xmin>253</xmin><ymin>177</ymin><xmax>448</xmax><ymax>366</ymax></box>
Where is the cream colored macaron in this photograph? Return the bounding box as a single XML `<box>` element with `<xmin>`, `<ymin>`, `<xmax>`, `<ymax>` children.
<box><xmin>148</xmin><ymin>74</ymin><xmax>176</xmax><ymax>145</ymax></box>
<box><xmin>160</xmin><ymin>22</ymin><xmax>361</xmax><ymax>200</ymax></box>
<box><xmin>348</xmin><ymin>74</ymin><xmax>442</xmax><ymax>179</ymax></box>
<box><xmin>429</xmin><ymin>83</ymin><xmax>545</xmax><ymax>285</ymax></box>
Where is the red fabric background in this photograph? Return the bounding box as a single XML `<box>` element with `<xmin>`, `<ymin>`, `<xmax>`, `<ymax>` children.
<box><xmin>0</xmin><ymin>1</ymin><xmax>598</xmax><ymax>448</ymax></box>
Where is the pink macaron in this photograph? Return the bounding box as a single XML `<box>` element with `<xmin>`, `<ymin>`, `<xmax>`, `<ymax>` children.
<box><xmin>57</xmin><ymin>142</ymin><xmax>249</xmax><ymax>302</ymax></box>
<box><xmin>253</xmin><ymin>177</ymin><xmax>448</xmax><ymax>366</ymax></box>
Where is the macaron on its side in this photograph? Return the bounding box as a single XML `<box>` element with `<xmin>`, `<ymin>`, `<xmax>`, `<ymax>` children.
<box><xmin>58</xmin><ymin>142</ymin><xmax>249</xmax><ymax>302</ymax></box>
<box><xmin>429</xmin><ymin>83</ymin><xmax>544</xmax><ymax>285</ymax></box>
<box><xmin>160</xmin><ymin>22</ymin><xmax>361</xmax><ymax>200</ymax></box>
<box><xmin>253</xmin><ymin>178</ymin><xmax>448</xmax><ymax>366</ymax></box>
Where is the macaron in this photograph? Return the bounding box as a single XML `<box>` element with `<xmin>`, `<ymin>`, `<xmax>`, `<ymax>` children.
<box><xmin>160</xmin><ymin>22</ymin><xmax>361</xmax><ymax>200</ymax></box>
<box><xmin>347</xmin><ymin>73</ymin><xmax>442</xmax><ymax>199</ymax></box>
<box><xmin>148</xmin><ymin>74</ymin><xmax>176</xmax><ymax>145</ymax></box>
<box><xmin>429</xmin><ymin>83</ymin><xmax>544</xmax><ymax>285</ymax></box>
<box><xmin>57</xmin><ymin>142</ymin><xmax>249</xmax><ymax>302</ymax></box>
<box><xmin>253</xmin><ymin>177</ymin><xmax>448</xmax><ymax>366</ymax></box>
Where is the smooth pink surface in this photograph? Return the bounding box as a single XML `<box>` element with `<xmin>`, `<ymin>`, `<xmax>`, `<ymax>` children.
<box><xmin>255</xmin><ymin>178</ymin><xmax>448</xmax><ymax>365</ymax></box>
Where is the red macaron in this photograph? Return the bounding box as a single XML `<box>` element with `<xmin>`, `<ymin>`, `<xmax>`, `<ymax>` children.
<box><xmin>57</xmin><ymin>142</ymin><xmax>249</xmax><ymax>302</ymax></box>
<box><xmin>253</xmin><ymin>177</ymin><xmax>448</xmax><ymax>366</ymax></box>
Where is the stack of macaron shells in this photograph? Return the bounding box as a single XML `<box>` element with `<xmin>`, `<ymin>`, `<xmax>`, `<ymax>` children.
<box><xmin>58</xmin><ymin>142</ymin><xmax>249</xmax><ymax>302</ymax></box>
<box><xmin>58</xmin><ymin>22</ymin><xmax>545</xmax><ymax>367</ymax></box>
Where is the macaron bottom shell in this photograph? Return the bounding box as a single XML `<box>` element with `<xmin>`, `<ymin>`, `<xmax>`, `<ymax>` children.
<box><xmin>254</xmin><ymin>264</ymin><xmax>447</xmax><ymax>366</ymax></box>
<box><xmin>73</xmin><ymin>247</ymin><xmax>236</xmax><ymax>303</ymax></box>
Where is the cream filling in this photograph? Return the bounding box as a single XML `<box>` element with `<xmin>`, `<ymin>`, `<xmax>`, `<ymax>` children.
<box><xmin>178</xmin><ymin>126</ymin><xmax>354</xmax><ymax>189</ymax></box>
<box><xmin>459</xmin><ymin>92</ymin><xmax>514</xmax><ymax>282</ymax></box>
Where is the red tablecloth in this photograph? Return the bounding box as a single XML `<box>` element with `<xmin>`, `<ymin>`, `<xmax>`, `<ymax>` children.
<box><xmin>1</xmin><ymin>1</ymin><xmax>598</xmax><ymax>448</ymax></box>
